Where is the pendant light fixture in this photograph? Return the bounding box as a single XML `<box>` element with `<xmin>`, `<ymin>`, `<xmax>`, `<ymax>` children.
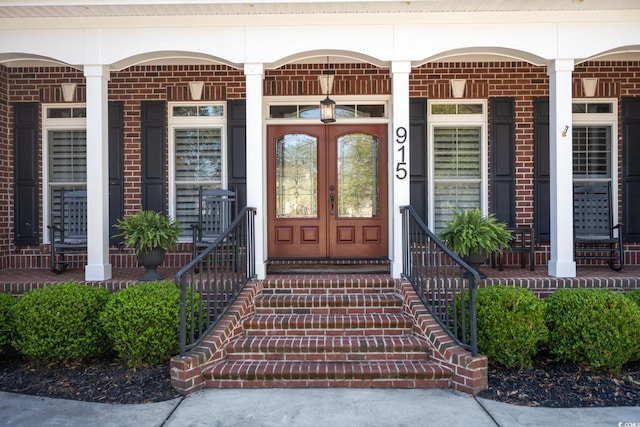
<box><xmin>319</xmin><ymin>56</ymin><xmax>336</xmax><ymax>123</ymax></box>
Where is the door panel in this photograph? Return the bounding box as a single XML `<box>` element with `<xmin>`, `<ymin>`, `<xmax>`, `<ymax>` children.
<box><xmin>328</xmin><ymin>126</ymin><xmax>387</xmax><ymax>257</ymax></box>
<box><xmin>267</xmin><ymin>128</ymin><xmax>327</xmax><ymax>258</ymax></box>
<box><xmin>267</xmin><ymin>124</ymin><xmax>387</xmax><ymax>259</ymax></box>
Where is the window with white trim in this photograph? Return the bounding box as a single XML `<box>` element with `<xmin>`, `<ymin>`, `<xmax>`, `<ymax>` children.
<box><xmin>572</xmin><ymin>100</ymin><xmax>616</xmax><ymax>186</ymax></box>
<box><xmin>428</xmin><ymin>101</ymin><xmax>487</xmax><ymax>233</ymax></box>
<box><xmin>169</xmin><ymin>103</ymin><xmax>226</xmax><ymax>238</ymax></box>
<box><xmin>43</xmin><ymin>105</ymin><xmax>87</xmax><ymax>242</ymax></box>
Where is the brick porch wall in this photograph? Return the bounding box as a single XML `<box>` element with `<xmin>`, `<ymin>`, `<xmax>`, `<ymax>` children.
<box><xmin>397</xmin><ymin>280</ymin><xmax>488</xmax><ymax>395</ymax></box>
<box><xmin>170</xmin><ymin>279</ymin><xmax>261</xmax><ymax>394</ymax></box>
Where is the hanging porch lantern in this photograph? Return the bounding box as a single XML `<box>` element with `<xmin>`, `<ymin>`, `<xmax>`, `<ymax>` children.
<box><xmin>319</xmin><ymin>57</ymin><xmax>336</xmax><ymax>123</ymax></box>
<box><xmin>320</xmin><ymin>95</ymin><xmax>336</xmax><ymax>123</ymax></box>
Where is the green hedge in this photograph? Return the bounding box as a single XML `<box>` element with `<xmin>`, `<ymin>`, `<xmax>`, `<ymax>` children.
<box><xmin>0</xmin><ymin>293</ymin><xmax>16</xmax><ymax>354</ymax></box>
<box><xmin>475</xmin><ymin>285</ymin><xmax>547</xmax><ymax>368</ymax></box>
<box><xmin>100</xmin><ymin>281</ymin><xmax>198</xmax><ymax>368</ymax></box>
<box><xmin>11</xmin><ymin>283</ymin><xmax>110</xmax><ymax>362</ymax></box>
<box><xmin>623</xmin><ymin>289</ymin><xmax>640</xmax><ymax>308</ymax></box>
<box><xmin>545</xmin><ymin>289</ymin><xmax>640</xmax><ymax>373</ymax></box>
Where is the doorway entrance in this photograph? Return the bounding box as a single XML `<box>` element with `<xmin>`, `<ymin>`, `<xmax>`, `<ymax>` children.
<box><xmin>267</xmin><ymin>124</ymin><xmax>388</xmax><ymax>259</ymax></box>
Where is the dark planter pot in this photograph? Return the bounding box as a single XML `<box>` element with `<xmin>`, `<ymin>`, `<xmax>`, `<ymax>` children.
<box><xmin>136</xmin><ymin>247</ymin><xmax>166</xmax><ymax>281</ymax></box>
<box><xmin>462</xmin><ymin>250</ymin><xmax>489</xmax><ymax>279</ymax></box>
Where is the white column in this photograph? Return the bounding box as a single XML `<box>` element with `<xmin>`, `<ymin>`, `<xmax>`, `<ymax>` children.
<box><xmin>547</xmin><ymin>59</ymin><xmax>576</xmax><ymax>278</ymax></box>
<box><xmin>390</xmin><ymin>61</ymin><xmax>412</xmax><ymax>278</ymax></box>
<box><xmin>244</xmin><ymin>63</ymin><xmax>266</xmax><ymax>279</ymax></box>
<box><xmin>83</xmin><ymin>65</ymin><xmax>112</xmax><ymax>281</ymax></box>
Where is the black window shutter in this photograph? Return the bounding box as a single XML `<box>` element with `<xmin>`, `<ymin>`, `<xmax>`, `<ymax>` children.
<box><xmin>227</xmin><ymin>100</ymin><xmax>247</xmax><ymax>209</ymax></box>
<box><xmin>534</xmin><ymin>97</ymin><xmax>550</xmax><ymax>242</ymax></box>
<box><xmin>13</xmin><ymin>103</ymin><xmax>40</xmax><ymax>247</ymax></box>
<box><xmin>109</xmin><ymin>101</ymin><xmax>125</xmax><ymax>243</ymax></box>
<box><xmin>141</xmin><ymin>101</ymin><xmax>166</xmax><ymax>213</ymax></box>
<box><xmin>409</xmin><ymin>98</ymin><xmax>428</xmax><ymax>223</ymax></box>
<box><xmin>622</xmin><ymin>97</ymin><xmax>640</xmax><ymax>242</ymax></box>
<box><xmin>490</xmin><ymin>97</ymin><xmax>516</xmax><ymax>227</ymax></box>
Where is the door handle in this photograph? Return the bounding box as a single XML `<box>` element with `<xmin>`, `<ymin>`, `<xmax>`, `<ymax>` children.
<box><xmin>330</xmin><ymin>192</ymin><xmax>335</xmax><ymax>216</ymax></box>
<box><xmin>329</xmin><ymin>184</ymin><xmax>335</xmax><ymax>216</ymax></box>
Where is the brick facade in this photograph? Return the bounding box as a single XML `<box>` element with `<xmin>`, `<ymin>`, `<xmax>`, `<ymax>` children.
<box><xmin>2</xmin><ymin>61</ymin><xmax>639</xmax><ymax>269</ymax></box>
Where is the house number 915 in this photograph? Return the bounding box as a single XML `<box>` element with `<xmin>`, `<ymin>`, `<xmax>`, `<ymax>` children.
<box><xmin>395</xmin><ymin>126</ymin><xmax>408</xmax><ymax>180</ymax></box>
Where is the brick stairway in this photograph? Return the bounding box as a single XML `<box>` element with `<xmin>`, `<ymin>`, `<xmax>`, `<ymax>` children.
<box><xmin>200</xmin><ymin>274</ymin><xmax>454</xmax><ymax>388</ymax></box>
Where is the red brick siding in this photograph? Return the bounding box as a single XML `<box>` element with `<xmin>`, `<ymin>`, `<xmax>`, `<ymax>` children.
<box><xmin>5</xmin><ymin>65</ymin><xmax>244</xmax><ymax>268</ymax></box>
<box><xmin>411</xmin><ymin>61</ymin><xmax>640</xmax><ymax>265</ymax></box>
<box><xmin>411</xmin><ymin>62</ymin><xmax>545</xmax><ymax>229</ymax></box>
<box><xmin>2</xmin><ymin>61</ymin><xmax>639</xmax><ymax>268</ymax></box>
<box><xmin>109</xmin><ymin>65</ymin><xmax>244</xmax><ymax>216</ymax></box>
<box><xmin>264</xmin><ymin>63</ymin><xmax>391</xmax><ymax>96</ymax></box>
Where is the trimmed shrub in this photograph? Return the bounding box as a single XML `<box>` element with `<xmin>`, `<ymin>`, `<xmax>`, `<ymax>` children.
<box><xmin>623</xmin><ymin>289</ymin><xmax>640</xmax><ymax>308</ymax></box>
<box><xmin>0</xmin><ymin>293</ymin><xmax>16</xmax><ymax>354</ymax></box>
<box><xmin>11</xmin><ymin>283</ymin><xmax>110</xmax><ymax>361</ymax></box>
<box><xmin>475</xmin><ymin>285</ymin><xmax>548</xmax><ymax>368</ymax></box>
<box><xmin>100</xmin><ymin>281</ymin><xmax>198</xmax><ymax>368</ymax></box>
<box><xmin>545</xmin><ymin>289</ymin><xmax>640</xmax><ymax>373</ymax></box>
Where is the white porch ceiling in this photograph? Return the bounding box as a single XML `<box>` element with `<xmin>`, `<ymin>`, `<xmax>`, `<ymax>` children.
<box><xmin>0</xmin><ymin>0</ymin><xmax>638</xmax><ymax>19</ymax></box>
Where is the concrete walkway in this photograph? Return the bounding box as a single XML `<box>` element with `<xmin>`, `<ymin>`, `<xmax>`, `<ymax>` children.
<box><xmin>1</xmin><ymin>388</ymin><xmax>639</xmax><ymax>427</ymax></box>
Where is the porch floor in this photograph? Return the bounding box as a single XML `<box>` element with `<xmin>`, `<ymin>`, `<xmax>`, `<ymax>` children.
<box><xmin>481</xmin><ymin>264</ymin><xmax>640</xmax><ymax>296</ymax></box>
<box><xmin>0</xmin><ymin>263</ymin><xmax>638</xmax><ymax>296</ymax></box>
<box><xmin>0</xmin><ymin>267</ymin><xmax>182</xmax><ymax>294</ymax></box>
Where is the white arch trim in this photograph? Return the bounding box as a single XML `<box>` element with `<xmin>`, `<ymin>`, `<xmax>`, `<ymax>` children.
<box><xmin>0</xmin><ymin>52</ymin><xmax>80</xmax><ymax>70</ymax></box>
<box><xmin>577</xmin><ymin>45</ymin><xmax>640</xmax><ymax>64</ymax></box>
<box><xmin>269</xmin><ymin>50</ymin><xmax>389</xmax><ymax>69</ymax></box>
<box><xmin>111</xmin><ymin>50</ymin><xmax>242</xmax><ymax>71</ymax></box>
<box><xmin>415</xmin><ymin>47</ymin><xmax>549</xmax><ymax>67</ymax></box>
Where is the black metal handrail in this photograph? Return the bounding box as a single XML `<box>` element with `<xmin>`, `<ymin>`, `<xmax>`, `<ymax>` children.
<box><xmin>177</xmin><ymin>207</ymin><xmax>256</xmax><ymax>356</ymax></box>
<box><xmin>400</xmin><ymin>205</ymin><xmax>479</xmax><ymax>356</ymax></box>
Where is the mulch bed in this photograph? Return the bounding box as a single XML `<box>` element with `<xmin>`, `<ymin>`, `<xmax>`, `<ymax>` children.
<box><xmin>0</xmin><ymin>354</ymin><xmax>181</xmax><ymax>404</ymax></box>
<box><xmin>1</xmin><ymin>352</ymin><xmax>640</xmax><ymax>406</ymax></box>
<box><xmin>479</xmin><ymin>354</ymin><xmax>640</xmax><ymax>408</ymax></box>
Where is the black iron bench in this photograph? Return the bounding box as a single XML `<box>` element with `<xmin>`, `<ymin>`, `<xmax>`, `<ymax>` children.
<box><xmin>491</xmin><ymin>226</ymin><xmax>536</xmax><ymax>271</ymax></box>
<box><xmin>573</xmin><ymin>183</ymin><xmax>624</xmax><ymax>271</ymax></box>
<box><xmin>48</xmin><ymin>189</ymin><xmax>88</xmax><ymax>273</ymax></box>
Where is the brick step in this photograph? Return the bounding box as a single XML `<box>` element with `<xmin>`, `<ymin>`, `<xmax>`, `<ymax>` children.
<box><xmin>243</xmin><ymin>313</ymin><xmax>413</xmax><ymax>336</ymax></box>
<box><xmin>254</xmin><ymin>293</ymin><xmax>403</xmax><ymax>315</ymax></box>
<box><xmin>261</xmin><ymin>274</ymin><xmax>395</xmax><ymax>294</ymax></box>
<box><xmin>225</xmin><ymin>335</ymin><xmax>430</xmax><ymax>361</ymax></box>
<box><xmin>173</xmin><ymin>272</ymin><xmax>488</xmax><ymax>394</ymax></box>
<box><xmin>203</xmin><ymin>360</ymin><xmax>453</xmax><ymax>388</ymax></box>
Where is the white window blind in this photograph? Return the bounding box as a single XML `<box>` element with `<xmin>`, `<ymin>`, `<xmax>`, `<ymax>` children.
<box><xmin>47</xmin><ymin>129</ymin><xmax>87</xmax><ymax>230</ymax></box>
<box><xmin>433</xmin><ymin>127</ymin><xmax>482</xmax><ymax>232</ymax></box>
<box><xmin>48</xmin><ymin>130</ymin><xmax>87</xmax><ymax>184</ymax></box>
<box><xmin>573</xmin><ymin>126</ymin><xmax>611</xmax><ymax>182</ymax></box>
<box><xmin>174</xmin><ymin>127</ymin><xmax>223</xmax><ymax>236</ymax></box>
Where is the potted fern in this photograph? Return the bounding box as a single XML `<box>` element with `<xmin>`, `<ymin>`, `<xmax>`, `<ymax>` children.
<box><xmin>438</xmin><ymin>208</ymin><xmax>512</xmax><ymax>277</ymax></box>
<box><xmin>115</xmin><ymin>210</ymin><xmax>181</xmax><ymax>281</ymax></box>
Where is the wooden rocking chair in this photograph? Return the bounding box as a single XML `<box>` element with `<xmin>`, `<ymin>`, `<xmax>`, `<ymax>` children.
<box><xmin>573</xmin><ymin>183</ymin><xmax>624</xmax><ymax>271</ymax></box>
<box><xmin>191</xmin><ymin>187</ymin><xmax>237</xmax><ymax>260</ymax></box>
<box><xmin>48</xmin><ymin>189</ymin><xmax>88</xmax><ymax>273</ymax></box>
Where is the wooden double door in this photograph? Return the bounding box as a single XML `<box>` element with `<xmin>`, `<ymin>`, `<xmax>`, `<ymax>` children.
<box><xmin>267</xmin><ymin>124</ymin><xmax>388</xmax><ymax>259</ymax></box>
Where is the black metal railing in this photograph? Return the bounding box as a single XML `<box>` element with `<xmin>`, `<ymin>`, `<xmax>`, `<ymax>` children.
<box><xmin>177</xmin><ymin>207</ymin><xmax>256</xmax><ymax>356</ymax></box>
<box><xmin>400</xmin><ymin>206</ymin><xmax>480</xmax><ymax>356</ymax></box>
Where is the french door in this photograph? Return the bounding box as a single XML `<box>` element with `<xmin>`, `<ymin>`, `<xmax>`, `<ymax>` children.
<box><xmin>267</xmin><ymin>124</ymin><xmax>388</xmax><ymax>258</ymax></box>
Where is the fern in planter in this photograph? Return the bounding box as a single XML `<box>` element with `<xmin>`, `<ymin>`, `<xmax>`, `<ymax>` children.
<box><xmin>438</xmin><ymin>208</ymin><xmax>512</xmax><ymax>258</ymax></box>
<box><xmin>115</xmin><ymin>210</ymin><xmax>181</xmax><ymax>281</ymax></box>
<box><xmin>115</xmin><ymin>210</ymin><xmax>180</xmax><ymax>255</ymax></box>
